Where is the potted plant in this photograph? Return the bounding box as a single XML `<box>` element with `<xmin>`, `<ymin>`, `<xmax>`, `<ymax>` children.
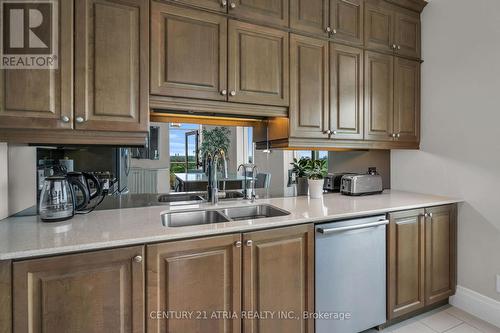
<box><xmin>200</xmin><ymin>127</ymin><xmax>231</xmax><ymax>171</ymax></box>
<box><xmin>290</xmin><ymin>157</ymin><xmax>311</xmax><ymax>196</ymax></box>
<box><xmin>306</xmin><ymin>159</ymin><xmax>327</xmax><ymax>199</ymax></box>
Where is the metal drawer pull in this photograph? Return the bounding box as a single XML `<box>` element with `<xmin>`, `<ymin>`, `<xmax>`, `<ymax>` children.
<box><xmin>317</xmin><ymin>220</ymin><xmax>389</xmax><ymax>234</ymax></box>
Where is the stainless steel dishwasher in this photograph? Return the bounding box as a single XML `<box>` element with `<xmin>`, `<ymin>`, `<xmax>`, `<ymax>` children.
<box><xmin>315</xmin><ymin>215</ymin><xmax>388</xmax><ymax>333</ymax></box>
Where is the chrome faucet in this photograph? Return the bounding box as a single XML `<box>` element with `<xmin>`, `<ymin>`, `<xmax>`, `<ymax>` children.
<box><xmin>238</xmin><ymin>163</ymin><xmax>257</xmax><ymax>203</ymax></box>
<box><xmin>207</xmin><ymin>150</ymin><xmax>226</xmax><ymax>204</ymax></box>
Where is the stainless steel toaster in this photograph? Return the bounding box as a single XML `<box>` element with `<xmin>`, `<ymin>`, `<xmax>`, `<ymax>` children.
<box><xmin>340</xmin><ymin>174</ymin><xmax>383</xmax><ymax>196</ymax></box>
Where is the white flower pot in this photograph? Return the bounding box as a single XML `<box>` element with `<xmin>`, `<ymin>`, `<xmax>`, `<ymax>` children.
<box><xmin>308</xmin><ymin>179</ymin><xmax>324</xmax><ymax>199</ymax></box>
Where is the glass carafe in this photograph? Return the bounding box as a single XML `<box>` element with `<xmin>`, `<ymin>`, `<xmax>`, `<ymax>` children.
<box><xmin>39</xmin><ymin>176</ymin><xmax>75</xmax><ymax>222</ymax></box>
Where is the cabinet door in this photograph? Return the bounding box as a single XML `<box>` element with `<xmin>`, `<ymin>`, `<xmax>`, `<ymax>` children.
<box><xmin>387</xmin><ymin>209</ymin><xmax>425</xmax><ymax>320</ymax></box>
<box><xmin>330</xmin><ymin>44</ymin><xmax>364</xmax><ymax>140</ymax></box>
<box><xmin>364</xmin><ymin>2</ymin><xmax>394</xmax><ymax>53</ymax></box>
<box><xmin>229</xmin><ymin>0</ymin><xmax>289</xmax><ymax>27</ymax></box>
<box><xmin>229</xmin><ymin>21</ymin><xmax>289</xmax><ymax>106</ymax></box>
<box><xmin>151</xmin><ymin>2</ymin><xmax>228</xmax><ymax>101</ymax></box>
<box><xmin>147</xmin><ymin>234</ymin><xmax>242</xmax><ymax>333</ymax></box>
<box><xmin>0</xmin><ymin>261</ymin><xmax>11</xmax><ymax>333</ymax></box>
<box><xmin>394</xmin><ymin>58</ymin><xmax>420</xmax><ymax>143</ymax></box>
<box><xmin>330</xmin><ymin>0</ymin><xmax>364</xmax><ymax>45</ymax></box>
<box><xmin>290</xmin><ymin>35</ymin><xmax>329</xmax><ymax>139</ymax></box>
<box><xmin>75</xmin><ymin>0</ymin><xmax>149</xmax><ymax>132</ymax></box>
<box><xmin>425</xmin><ymin>205</ymin><xmax>457</xmax><ymax>306</ymax></box>
<box><xmin>13</xmin><ymin>246</ymin><xmax>145</xmax><ymax>333</ymax></box>
<box><xmin>243</xmin><ymin>225</ymin><xmax>314</xmax><ymax>333</ymax></box>
<box><xmin>173</xmin><ymin>0</ymin><xmax>229</xmax><ymax>13</ymax></box>
<box><xmin>394</xmin><ymin>9</ymin><xmax>421</xmax><ymax>59</ymax></box>
<box><xmin>364</xmin><ymin>51</ymin><xmax>394</xmax><ymax>141</ymax></box>
<box><xmin>290</xmin><ymin>0</ymin><xmax>329</xmax><ymax>37</ymax></box>
<box><xmin>0</xmin><ymin>0</ymin><xmax>73</xmax><ymax>130</ymax></box>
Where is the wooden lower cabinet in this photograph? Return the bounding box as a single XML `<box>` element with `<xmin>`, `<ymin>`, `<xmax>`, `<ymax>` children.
<box><xmin>387</xmin><ymin>205</ymin><xmax>457</xmax><ymax>321</ymax></box>
<box><xmin>147</xmin><ymin>225</ymin><xmax>314</xmax><ymax>333</ymax></box>
<box><xmin>0</xmin><ymin>261</ymin><xmax>11</xmax><ymax>333</ymax></box>
<box><xmin>243</xmin><ymin>225</ymin><xmax>314</xmax><ymax>333</ymax></box>
<box><xmin>387</xmin><ymin>209</ymin><xmax>426</xmax><ymax>320</ymax></box>
<box><xmin>425</xmin><ymin>205</ymin><xmax>457</xmax><ymax>305</ymax></box>
<box><xmin>147</xmin><ymin>234</ymin><xmax>242</xmax><ymax>333</ymax></box>
<box><xmin>13</xmin><ymin>246</ymin><xmax>145</xmax><ymax>333</ymax></box>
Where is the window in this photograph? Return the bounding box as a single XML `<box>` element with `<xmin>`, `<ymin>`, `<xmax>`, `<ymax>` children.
<box><xmin>293</xmin><ymin>150</ymin><xmax>329</xmax><ymax>167</ymax></box>
<box><xmin>169</xmin><ymin>123</ymin><xmax>201</xmax><ymax>173</ymax></box>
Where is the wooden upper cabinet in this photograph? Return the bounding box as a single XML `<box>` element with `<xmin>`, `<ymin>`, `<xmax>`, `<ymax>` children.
<box><xmin>394</xmin><ymin>58</ymin><xmax>420</xmax><ymax>143</ymax></box>
<box><xmin>290</xmin><ymin>34</ymin><xmax>329</xmax><ymax>139</ymax></box>
<box><xmin>0</xmin><ymin>0</ymin><xmax>73</xmax><ymax>130</ymax></box>
<box><xmin>290</xmin><ymin>0</ymin><xmax>329</xmax><ymax>36</ymax></box>
<box><xmin>394</xmin><ymin>8</ymin><xmax>421</xmax><ymax>59</ymax></box>
<box><xmin>330</xmin><ymin>0</ymin><xmax>364</xmax><ymax>45</ymax></box>
<box><xmin>229</xmin><ymin>21</ymin><xmax>289</xmax><ymax>106</ymax></box>
<box><xmin>330</xmin><ymin>44</ymin><xmax>364</xmax><ymax>140</ymax></box>
<box><xmin>147</xmin><ymin>234</ymin><xmax>242</xmax><ymax>333</ymax></box>
<box><xmin>150</xmin><ymin>2</ymin><xmax>227</xmax><ymax>101</ymax></box>
<box><xmin>243</xmin><ymin>225</ymin><xmax>314</xmax><ymax>333</ymax></box>
<box><xmin>13</xmin><ymin>246</ymin><xmax>145</xmax><ymax>333</ymax></box>
<box><xmin>229</xmin><ymin>0</ymin><xmax>289</xmax><ymax>28</ymax></box>
<box><xmin>364</xmin><ymin>2</ymin><xmax>394</xmax><ymax>53</ymax></box>
<box><xmin>364</xmin><ymin>51</ymin><xmax>393</xmax><ymax>141</ymax></box>
<box><xmin>173</xmin><ymin>0</ymin><xmax>229</xmax><ymax>13</ymax></box>
<box><xmin>387</xmin><ymin>209</ymin><xmax>426</xmax><ymax>320</ymax></box>
<box><xmin>75</xmin><ymin>0</ymin><xmax>149</xmax><ymax>132</ymax></box>
<box><xmin>425</xmin><ymin>205</ymin><xmax>457</xmax><ymax>306</ymax></box>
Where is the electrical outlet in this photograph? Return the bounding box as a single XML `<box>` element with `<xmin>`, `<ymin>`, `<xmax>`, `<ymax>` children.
<box><xmin>497</xmin><ymin>275</ymin><xmax>500</xmax><ymax>294</ymax></box>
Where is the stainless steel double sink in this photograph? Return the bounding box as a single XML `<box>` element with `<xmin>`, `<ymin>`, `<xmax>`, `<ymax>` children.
<box><xmin>161</xmin><ymin>204</ymin><xmax>290</xmax><ymax>228</ymax></box>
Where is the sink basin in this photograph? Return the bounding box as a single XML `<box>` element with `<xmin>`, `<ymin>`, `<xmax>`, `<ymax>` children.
<box><xmin>162</xmin><ymin>210</ymin><xmax>229</xmax><ymax>228</ymax></box>
<box><xmin>220</xmin><ymin>204</ymin><xmax>290</xmax><ymax>221</ymax></box>
<box><xmin>161</xmin><ymin>204</ymin><xmax>291</xmax><ymax>227</ymax></box>
<box><xmin>158</xmin><ymin>193</ymin><xmax>205</xmax><ymax>203</ymax></box>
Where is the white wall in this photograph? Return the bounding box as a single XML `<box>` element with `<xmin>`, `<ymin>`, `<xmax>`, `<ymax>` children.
<box><xmin>391</xmin><ymin>0</ymin><xmax>500</xmax><ymax>302</ymax></box>
<box><xmin>0</xmin><ymin>143</ymin><xmax>8</xmax><ymax>220</ymax></box>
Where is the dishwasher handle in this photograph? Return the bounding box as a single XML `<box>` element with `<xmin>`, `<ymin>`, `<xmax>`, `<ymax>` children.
<box><xmin>317</xmin><ymin>219</ymin><xmax>389</xmax><ymax>234</ymax></box>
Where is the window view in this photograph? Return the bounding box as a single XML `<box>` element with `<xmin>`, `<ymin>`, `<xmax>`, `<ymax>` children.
<box><xmin>169</xmin><ymin>123</ymin><xmax>200</xmax><ymax>173</ymax></box>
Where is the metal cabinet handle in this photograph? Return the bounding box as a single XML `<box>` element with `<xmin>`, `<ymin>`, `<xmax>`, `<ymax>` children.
<box><xmin>245</xmin><ymin>240</ymin><xmax>253</xmax><ymax>247</ymax></box>
<box><xmin>391</xmin><ymin>133</ymin><xmax>397</xmax><ymax>138</ymax></box>
<box><xmin>76</xmin><ymin>117</ymin><xmax>84</xmax><ymax>123</ymax></box>
<box><xmin>235</xmin><ymin>241</ymin><xmax>242</xmax><ymax>248</ymax></box>
<box><xmin>396</xmin><ymin>133</ymin><xmax>401</xmax><ymax>138</ymax></box>
<box><xmin>229</xmin><ymin>2</ymin><xmax>236</xmax><ymax>9</ymax></box>
<box><xmin>397</xmin><ymin>45</ymin><xmax>401</xmax><ymax>50</ymax></box>
<box><xmin>326</xmin><ymin>27</ymin><xmax>332</xmax><ymax>33</ymax></box>
<box><xmin>332</xmin><ymin>28</ymin><xmax>337</xmax><ymax>34</ymax></box>
<box><xmin>221</xmin><ymin>0</ymin><xmax>227</xmax><ymax>7</ymax></box>
<box><xmin>230</xmin><ymin>91</ymin><xmax>236</xmax><ymax>96</ymax></box>
<box><xmin>317</xmin><ymin>220</ymin><xmax>389</xmax><ymax>234</ymax></box>
<box><xmin>221</xmin><ymin>89</ymin><xmax>227</xmax><ymax>96</ymax></box>
<box><xmin>133</xmin><ymin>255</ymin><xmax>143</xmax><ymax>263</ymax></box>
<box><xmin>429</xmin><ymin>212</ymin><xmax>433</xmax><ymax>218</ymax></box>
<box><xmin>324</xmin><ymin>130</ymin><xmax>332</xmax><ymax>135</ymax></box>
<box><xmin>61</xmin><ymin>116</ymin><xmax>70</xmax><ymax>123</ymax></box>
<box><xmin>332</xmin><ymin>130</ymin><xmax>337</xmax><ymax>135</ymax></box>
<box><xmin>392</xmin><ymin>44</ymin><xmax>397</xmax><ymax>50</ymax></box>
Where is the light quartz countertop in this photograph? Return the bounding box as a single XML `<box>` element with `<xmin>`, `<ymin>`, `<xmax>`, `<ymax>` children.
<box><xmin>0</xmin><ymin>190</ymin><xmax>461</xmax><ymax>261</ymax></box>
